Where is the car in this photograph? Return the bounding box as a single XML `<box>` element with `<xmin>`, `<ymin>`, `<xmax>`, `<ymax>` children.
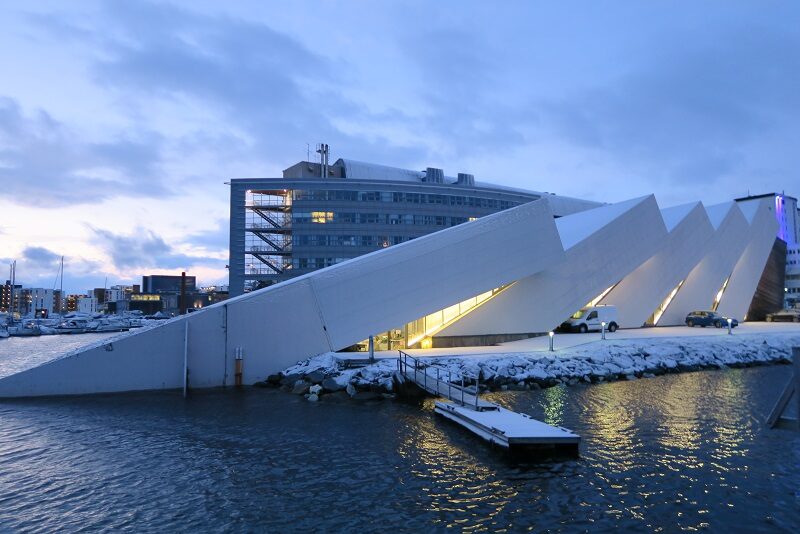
<box><xmin>765</xmin><ymin>309</ymin><xmax>800</xmax><ymax>322</ymax></box>
<box><xmin>685</xmin><ymin>310</ymin><xmax>738</xmax><ymax>328</ymax></box>
<box><xmin>560</xmin><ymin>305</ymin><xmax>619</xmax><ymax>333</ymax></box>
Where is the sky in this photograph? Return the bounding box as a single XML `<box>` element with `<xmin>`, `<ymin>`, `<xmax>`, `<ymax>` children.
<box><xmin>0</xmin><ymin>0</ymin><xmax>798</xmax><ymax>293</ymax></box>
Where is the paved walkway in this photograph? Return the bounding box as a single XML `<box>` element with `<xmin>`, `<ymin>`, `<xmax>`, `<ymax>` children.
<box><xmin>342</xmin><ymin>322</ymin><xmax>800</xmax><ymax>361</ymax></box>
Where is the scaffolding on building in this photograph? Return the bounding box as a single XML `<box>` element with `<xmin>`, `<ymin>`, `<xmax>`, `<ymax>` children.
<box><xmin>245</xmin><ymin>190</ymin><xmax>293</xmax><ymax>278</ymax></box>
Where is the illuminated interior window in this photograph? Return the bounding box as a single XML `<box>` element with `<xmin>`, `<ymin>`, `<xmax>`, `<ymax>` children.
<box><xmin>586</xmin><ymin>283</ymin><xmax>618</xmax><ymax>308</ymax></box>
<box><xmin>711</xmin><ymin>275</ymin><xmax>731</xmax><ymax>312</ymax></box>
<box><xmin>311</xmin><ymin>211</ymin><xmax>334</xmax><ymax>223</ymax></box>
<box><xmin>648</xmin><ymin>279</ymin><xmax>685</xmax><ymax>325</ymax></box>
<box><xmin>355</xmin><ymin>284</ymin><xmax>513</xmax><ymax>351</ymax></box>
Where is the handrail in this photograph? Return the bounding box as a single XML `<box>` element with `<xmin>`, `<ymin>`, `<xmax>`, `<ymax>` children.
<box><xmin>397</xmin><ymin>350</ymin><xmax>480</xmax><ymax>409</ymax></box>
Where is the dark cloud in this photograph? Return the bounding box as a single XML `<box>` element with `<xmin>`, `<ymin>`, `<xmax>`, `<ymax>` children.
<box><xmin>21</xmin><ymin>246</ymin><xmax>60</xmax><ymax>266</ymax></box>
<box><xmin>1</xmin><ymin>246</ymin><xmax>109</xmax><ymax>292</ymax></box>
<box><xmin>25</xmin><ymin>1</ymin><xmax>429</xmax><ymax>173</ymax></box>
<box><xmin>537</xmin><ymin>26</ymin><xmax>800</xmax><ymax>187</ymax></box>
<box><xmin>0</xmin><ymin>97</ymin><xmax>167</xmax><ymax>206</ymax></box>
<box><xmin>91</xmin><ymin>226</ymin><xmax>225</xmax><ymax>271</ymax></box>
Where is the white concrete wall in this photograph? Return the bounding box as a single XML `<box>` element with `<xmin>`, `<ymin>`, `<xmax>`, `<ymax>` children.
<box><xmin>657</xmin><ymin>202</ymin><xmax>750</xmax><ymax>325</ymax></box>
<box><xmin>0</xmin><ymin>198</ymin><xmax>565</xmax><ymax>397</ymax></box>
<box><xmin>599</xmin><ymin>202</ymin><xmax>715</xmax><ymax>328</ymax></box>
<box><xmin>436</xmin><ymin>196</ymin><xmax>668</xmax><ymax>336</ymax></box>
<box><xmin>716</xmin><ymin>199</ymin><xmax>779</xmax><ymax>320</ymax></box>
<box><xmin>0</xmin><ymin>319</ymin><xmax>187</xmax><ymax>397</ymax></box>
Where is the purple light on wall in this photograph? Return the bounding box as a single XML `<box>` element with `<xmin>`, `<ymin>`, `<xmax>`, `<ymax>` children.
<box><xmin>775</xmin><ymin>194</ymin><xmax>788</xmax><ymax>242</ymax></box>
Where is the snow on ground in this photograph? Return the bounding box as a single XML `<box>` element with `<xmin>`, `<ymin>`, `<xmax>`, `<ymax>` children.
<box><xmin>278</xmin><ymin>325</ymin><xmax>800</xmax><ymax>398</ymax></box>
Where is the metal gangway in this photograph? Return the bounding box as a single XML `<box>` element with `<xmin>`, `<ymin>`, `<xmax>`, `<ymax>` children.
<box><xmin>397</xmin><ymin>350</ymin><xmax>580</xmax><ymax>452</ymax></box>
<box><xmin>397</xmin><ymin>350</ymin><xmax>497</xmax><ymax>411</ymax></box>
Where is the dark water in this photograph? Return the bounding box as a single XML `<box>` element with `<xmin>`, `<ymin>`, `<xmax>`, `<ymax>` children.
<box><xmin>1</xmin><ymin>366</ymin><xmax>798</xmax><ymax>533</ymax></box>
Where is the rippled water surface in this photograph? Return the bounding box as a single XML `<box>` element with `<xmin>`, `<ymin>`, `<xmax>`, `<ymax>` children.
<box><xmin>1</xmin><ymin>363</ymin><xmax>799</xmax><ymax>532</ymax></box>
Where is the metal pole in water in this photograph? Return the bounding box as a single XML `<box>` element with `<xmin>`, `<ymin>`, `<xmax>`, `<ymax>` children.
<box><xmin>601</xmin><ymin>321</ymin><xmax>606</xmax><ymax>340</ymax></box>
<box><xmin>549</xmin><ymin>331</ymin><xmax>554</xmax><ymax>351</ymax></box>
<box><xmin>368</xmin><ymin>335</ymin><xmax>374</xmax><ymax>363</ymax></box>
<box><xmin>727</xmin><ymin>318</ymin><xmax>732</xmax><ymax>335</ymax></box>
<box><xmin>234</xmin><ymin>348</ymin><xmax>244</xmax><ymax>387</ymax></box>
<box><xmin>183</xmin><ymin>321</ymin><xmax>189</xmax><ymax>398</ymax></box>
<box><xmin>794</xmin><ymin>347</ymin><xmax>800</xmax><ymax>425</ymax></box>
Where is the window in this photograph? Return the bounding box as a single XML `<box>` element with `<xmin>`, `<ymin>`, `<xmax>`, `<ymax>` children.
<box><xmin>311</xmin><ymin>211</ymin><xmax>334</xmax><ymax>223</ymax></box>
<box><xmin>587</xmin><ymin>311</ymin><xmax>598</xmax><ymax>320</ymax></box>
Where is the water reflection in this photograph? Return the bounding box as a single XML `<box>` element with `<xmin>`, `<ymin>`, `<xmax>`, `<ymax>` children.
<box><xmin>395</xmin><ymin>398</ymin><xmax>520</xmax><ymax>531</ymax></box>
<box><xmin>0</xmin><ymin>367</ymin><xmax>798</xmax><ymax>532</ymax></box>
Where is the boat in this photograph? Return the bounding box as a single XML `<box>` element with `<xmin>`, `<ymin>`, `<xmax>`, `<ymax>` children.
<box><xmin>8</xmin><ymin>322</ymin><xmax>42</xmax><ymax>337</ymax></box>
<box><xmin>90</xmin><ymin>318</ymin><xmax>130</xmax><ymax>333</ymax></box>
<box><xmin>53</xmin><ymin>319</ymin><xmax>91</xmax><ymax>335</ymax></box>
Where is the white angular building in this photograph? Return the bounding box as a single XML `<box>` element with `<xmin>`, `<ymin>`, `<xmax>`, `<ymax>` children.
<box><xmin>0</xmin><ymin>194</ymin><xmax>783</xmax><ymax>397</ymax></box>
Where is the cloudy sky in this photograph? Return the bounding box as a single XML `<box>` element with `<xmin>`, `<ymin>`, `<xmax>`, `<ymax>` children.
<box><xmin>1</xmin><ymin>1</ymin><xmax>797</xmax><ymax>293</ymax></box>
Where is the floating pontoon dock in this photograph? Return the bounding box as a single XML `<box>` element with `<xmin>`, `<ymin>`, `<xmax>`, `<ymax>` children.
<box><xmin>398</xmin><ymin>351</ymin><xmax>580</xmax><ymax>454</ymax></box>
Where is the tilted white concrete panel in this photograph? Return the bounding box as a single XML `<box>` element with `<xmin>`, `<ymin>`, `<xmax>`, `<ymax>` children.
<box><xmin>598</xmin><ymin>202</ymin><xmax>715</xmax><ymax>328</ymax></box>
<box><xmin>311</xmin><ymin>198</ymin><xmax>564</xmax><ymax>349</ymax></box>
<box><xmin>0</xmin><ymin>320</ymin><xmax>188</xmax><ymax>397</ymax></box>
<box><xmin>0</xmin><ymin>198</ymin><xmax>565</xmax><ymax>397</ymax></box>
<box><xmin>436</xmin><ymin>196</ymin><xmax>668</xmax><ymax>336</ymax></box>
<box><xmin>716</xmin><ymin>198</ymin><xmax>779</xmax><ymax>320</ymax></box>
<box><xmin>657</xmin><ymin>201</ymin><xmax>750</xmax><ymax>326</ymax></box>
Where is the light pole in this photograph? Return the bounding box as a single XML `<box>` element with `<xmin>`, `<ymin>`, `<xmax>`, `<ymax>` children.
<box><xmin>727</xmin><ymin>318</ymin><xmax>732</xmax><ymax>335</ymax></box>
<box><xmin>601</xmin><ymin>321</ymin><xmax>607</xmax><ymax>340</ymax></box>
<box><xmin>549</xmin><ymin>331</ymin><xmax>555</xmax><ymax>351</ymax></box>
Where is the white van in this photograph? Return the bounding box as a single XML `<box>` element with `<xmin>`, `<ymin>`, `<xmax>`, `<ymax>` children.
<box><xmin>560</xmin><ymin>305</ymin><xmax>619</xmax><ymax>333</ymax></box>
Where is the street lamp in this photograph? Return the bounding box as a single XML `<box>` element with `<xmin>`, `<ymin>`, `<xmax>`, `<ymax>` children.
<box><xmin>548</xmin><ymin>331</ymin><xmax>555</xmax><ymax>351</ymax></box>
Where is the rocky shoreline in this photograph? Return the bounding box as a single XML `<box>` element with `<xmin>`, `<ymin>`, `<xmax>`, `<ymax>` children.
<box><xmin>256</xmin><ymin>333</ymin><xmax>800</xmax><ymax>402</ymax></box>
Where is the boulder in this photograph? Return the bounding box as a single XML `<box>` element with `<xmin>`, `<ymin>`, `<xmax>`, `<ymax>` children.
<box><xmin>291</xmin><ymin>381</ymin><xmax>310</xmax><ymax>395</ymax></box>
<box><xmin>322</xmin><ymin>377</ymin><xmax>345</xmax><ymax>392</ymax></box>
<box><xmin>306</xmin><ymin>371</ymin><xmax>326</xmax><ymax>384</ymax></box>
<box><xmin>266</xmin><ymin>374</ymin><xmax>283</xmax><ymax>386</ymax></box>
<box><xmin>309</xmin><ymin>384</ymin><xmax>323</xmax><ymax>395</ymax></box>
<box><xmin>346</xmin><ymin>383</ymin><xmax>358</xmax><ymax>397</ymax></box>
<box><xmin>307</xmin><ymin>394</ymin><xmax>319</xmax><ymax>402</ymax></box>
<box><xmin>281</xmin><ymin>373</ymin><xmax>302</xmax><ymax>386</ymax></box>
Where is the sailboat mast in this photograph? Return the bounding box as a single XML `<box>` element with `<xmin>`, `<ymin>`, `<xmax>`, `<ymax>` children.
<box><xmin>59</xmin><ymin>256</ymin><xmax>64</xmax><ymax>315</ymax></box>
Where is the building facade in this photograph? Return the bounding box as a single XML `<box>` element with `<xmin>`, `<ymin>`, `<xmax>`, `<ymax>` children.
<box><xmin>229</xmin><ymin>158</ymin><xmax>602</xmax><ymax>295</ymax></box>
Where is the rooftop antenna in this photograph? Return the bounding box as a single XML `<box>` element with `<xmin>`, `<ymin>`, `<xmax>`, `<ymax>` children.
<box><xmin>59</xmin><ymin>256</ymin><xmax>64</xmax><ymax>315</ymax></box>
<box><xmin>9</xmin><ymin>260</ymin><xmax>16</xmax><ymax>316</ymax></box>
<box><xmin>315</xmin><ymin>143</ymin><xmax>329</xmax><ymax>178</ymax></box>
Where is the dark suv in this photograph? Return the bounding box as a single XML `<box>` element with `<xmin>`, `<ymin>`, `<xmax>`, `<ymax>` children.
<box><xmin>685</xmin><ymin>310</ymin><xmax>738</xmax><ymax>328</ymax></box>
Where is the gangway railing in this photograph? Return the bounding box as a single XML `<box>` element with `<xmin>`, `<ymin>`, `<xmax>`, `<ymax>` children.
<box><xmin>398</xmin><ymin>350</ymin><xmax>494</xmax><ymax>411</ymax></box>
